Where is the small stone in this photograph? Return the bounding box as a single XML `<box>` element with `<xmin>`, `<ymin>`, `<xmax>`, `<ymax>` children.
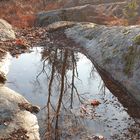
<box><xmin>4</xmin><ymin>122</ymin><xmax>8</xmax><ymax>126</ymax></box>
<box><xmin>98</xmin><ymin>135</ymin><xmax>104</xmax><ymax>139</ymax></box>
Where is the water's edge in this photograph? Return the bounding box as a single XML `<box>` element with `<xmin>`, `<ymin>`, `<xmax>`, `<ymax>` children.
<box><xmin>0</xmin><ymin>53</ymin><xmax>40</xmax><ymax>139</ymax></box>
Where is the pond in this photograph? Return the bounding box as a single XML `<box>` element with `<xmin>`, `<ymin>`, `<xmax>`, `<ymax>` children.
<box><xmin>6</xmin><ymin>46</ymin><xmax>140</xmax><ymax>140</ymax></box>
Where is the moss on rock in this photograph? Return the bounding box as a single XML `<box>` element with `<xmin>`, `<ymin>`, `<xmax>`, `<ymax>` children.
<box><xmin>133</xmin><ymin>34</ymin><xmax>140</xmax><ymax>45</ymax></box>
<box><xmin>123</xmin><ymin>46</ymin><xmax>140</xmax><ymax>76</ymax></box>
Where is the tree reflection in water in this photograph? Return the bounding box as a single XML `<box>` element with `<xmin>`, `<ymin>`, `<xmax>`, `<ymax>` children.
<box><xmin>36</xmin><ymin>47</ymin><xmax>87</xmax><ymax>140</ymax></box>
<box><xmin>7</xmin><ymin>46</ymin><xmax>140</xmax><ymax>139</ymax></box>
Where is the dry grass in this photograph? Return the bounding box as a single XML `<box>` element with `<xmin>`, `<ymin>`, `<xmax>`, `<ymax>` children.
<box><xmin>0</xmin><ymin>0</ymin><xmax>65</xmax><ymax>28</ymax></box>
<box><xmin>0</xmin><ymin>0</ymin><xmax>139</xmax><ymax>28</ymax></box>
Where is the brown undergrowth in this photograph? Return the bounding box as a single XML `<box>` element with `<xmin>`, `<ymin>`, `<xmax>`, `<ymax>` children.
<box><xmin>0</xmin><ymin>0</ymin><xmax>140</xmax><ymax>28</ymax></box>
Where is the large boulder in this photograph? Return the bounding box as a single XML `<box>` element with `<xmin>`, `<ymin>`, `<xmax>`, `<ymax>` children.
<box><xmin>37</xmin><ymin>2</ymin><xmax>127</xmax><ymax>26</ymax></box>
<box><xmin>64</xmin><ymin>22</ymin><xmax>140</xmax><ymax>105</ymax></box>
<box><xmin>0</xmin><ymin>85</ymin><xmax>40</xmax><ymax>139</ymax></box>
<box><xmin>0</xmin><ymin>19</ymin><xmax>15</xmax><ymax>41</ymax></box>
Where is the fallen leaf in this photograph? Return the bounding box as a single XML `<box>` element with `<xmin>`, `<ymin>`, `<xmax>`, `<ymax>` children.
<box><xmin>80</xmin><ymin>106</ymin><xmax>87</xmax><ymax>113</ymax></box>
<box><xmin>91</xmin><ymin>99</ymin><xmax>101</xmax><ymax>106</ymax></box>
<box><xmin>15</xmin><ymin>39</ymin><xmax>24</xmax><ymax>45</ymax></box>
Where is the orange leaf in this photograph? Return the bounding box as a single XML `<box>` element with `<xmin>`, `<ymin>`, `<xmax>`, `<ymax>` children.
<box><xmin>91</xmin><ymin>99</ymin><xmax>101</xmax><ymax>106</ymax></box>
<box><xmin>15</xmin><ymin>39</ymin><xmax>24</xmax><ymax>45</ymax></box>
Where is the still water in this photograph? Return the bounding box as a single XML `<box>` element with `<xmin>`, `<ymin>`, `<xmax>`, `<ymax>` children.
<box><xmin>6</xmin><ymin>47</ymin><xmax>140</xmax><ymax>140</ymax></box>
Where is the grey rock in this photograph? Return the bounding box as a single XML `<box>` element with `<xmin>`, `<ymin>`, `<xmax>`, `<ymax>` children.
<box><xmin>63</xmin><ymin>0</ymin><xmax>127</xmax><ymax>7</ymax></box>
<box><xmin>0</xmin><ymin>85</ymin><xmax>40</xmax><ymax>139</ymax></box>
<box><xmin>46</xmin><ymin>21</ymin><xmax>77</xmax><ymax>32</ymax></box>
<box><xmin>37</xmin><ymin>2</ymin><xmax>127</xmax><ymax>26</ymax></box>
<box><xmin>0</xmin><ymin>19</ymin><xmax>15</xmax><ymax>41</ymax></box>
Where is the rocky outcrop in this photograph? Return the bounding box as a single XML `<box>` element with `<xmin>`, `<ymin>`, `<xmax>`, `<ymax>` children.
<box><xmin>46</xmin><ymin>21</ymin><xmax>77</xmax><ymax>32</ymax></box>
<box><xmin>0</xmin><ymin>85</ymin><xmax>40</xmax><ymax>139</ymax></box>
<box><xmin>0</xmin><ymin>19</ymin><xmax>15</xmax><ymax>41</ymax></box>
<box><xmin>63</xmin><ymin>0</ymin><xmax>127</xmax><ymax>7</ymax></box>
<box><xmin>37</xmin><ymin>2</ymin><xmax>127</xmax><ymax>26</ymax></box>
<box><xmin>64</xmin><ymin>22</ymin><xmax>140</xmax><ymax>105</ymax></box>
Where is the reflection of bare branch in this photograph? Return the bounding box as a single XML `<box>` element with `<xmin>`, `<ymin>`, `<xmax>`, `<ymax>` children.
<box><xmin>73</xmin><ymin>85</ymin><xmax>85</xmax><ymax>103</ymax></box>
<box><xmin>47</xmin><ymin>49</ymin><xmax>57</xmax><ymax>109</ymax></box>
<box><xmin>55</xmin><ymin>49</ymin><xmax>68</xmax><ymax>140</ymax></box>
<box><xmin>70</xmin><ymin>52</ymin><xmax>75</xmax><ymax>109</ymax></box>
<box><xmin>100</xmin><ymin>82</ymin><xmax>106</xmax><ymax>95</ymax></box>
<box><xmin>98</xmin><ymin>78</ymin><xmax>106</xmax><ymax>96</ymax></box>
<box><xmin>38</xmin><ymin>47</ymin><xmax>88</xmax><ymax>139</ymax></box>
<box><xmin>46</xmin><ymin>49</ymin><xmax>58</xmax><ymax>140</ymax></box>
<box><xmin>74</xmin><ymin>54</ymin><xmax>79</xmax><ymax>77</ymax></box>
<box><xmin>61</xmin><ymin>101</ymin><xmax>68</xmax><ymax>111</ymax></box>
<box><xmin>90</xmin><ymin>65</ymin><xmax>96</xmax><ymax>78</ymax></box>
<box><xmin>6</xmin><ymin>80</ymin><xmax>19</xmax><ymax>89</ymax></box>
<box><xmin>36</xmin><ymin>57</ymin><xmax>49</xmax><ymax>79</ymax></box>
<box><xmin>56</xmin><ymin>50</ymin><xmax>68</xmax><ymax>116</ymax></box>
